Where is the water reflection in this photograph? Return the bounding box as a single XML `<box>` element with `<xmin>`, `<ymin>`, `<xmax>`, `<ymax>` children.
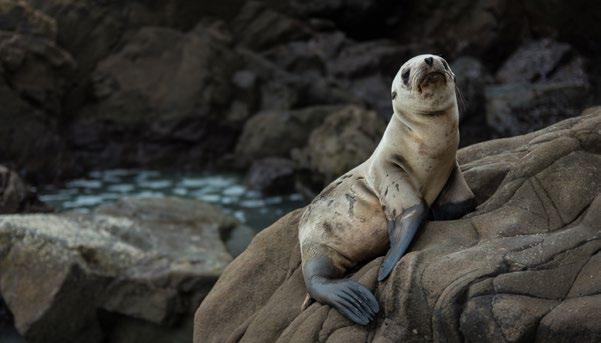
<box><xmin>39</xmin><ymin>170</ymin><xmax>306</xmax><ymax>230</ymax></box>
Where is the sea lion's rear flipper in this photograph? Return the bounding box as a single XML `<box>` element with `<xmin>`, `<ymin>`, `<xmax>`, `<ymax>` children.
<box><xmin>431</xmin><ymin>161</ymin><xmax>476</xmax><ymax>220</ymax></box>
<box><xmin>302</xmin><ymin>253</ymin><xmax>380</xmax><ymax>325</ymax></box>
<box><xmin>378</xmin><ymin>202</ymin><xmax>427</xmax><ymax>281</ymax></box>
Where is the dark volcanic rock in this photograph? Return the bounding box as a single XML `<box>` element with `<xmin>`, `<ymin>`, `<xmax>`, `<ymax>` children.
<box><xmin>246</xmin><ymin>158</ymin><xmax>296</xmax><ymax>195</ymax></box>
<box><xmin>485</xmin><ymin>39</ymin><xmax>590</xmax><ymax>136</ymax></box>
<box><xmin>194</xmin><ymin>109</ymin><xmax>601</xmax><ymax>343</ymax></box>
<box><xmin>0</xmin><ymin>197</ymin><xmax>235</xmax><ymax>343</ymax></box>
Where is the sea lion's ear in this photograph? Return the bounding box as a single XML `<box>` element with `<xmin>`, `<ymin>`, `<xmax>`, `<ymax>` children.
<box><xmin>430</xmin><ymin>161</ymin><xmax>476</xmax><ymax>220</ymax></box>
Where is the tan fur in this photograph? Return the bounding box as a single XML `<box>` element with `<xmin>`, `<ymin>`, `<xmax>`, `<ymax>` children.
<box><xmin>299</xmin><ymin>54</ymin><xmax>460</xmax><ymax>271</ymax></box>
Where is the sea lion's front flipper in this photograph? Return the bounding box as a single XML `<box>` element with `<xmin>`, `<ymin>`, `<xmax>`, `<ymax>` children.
<box><xmin>431</xmin><ymin>161</ymin><xmax>476</xmax><ymax>220</ymax></box>
<box><xmin>378</xmin><ymin>201</ymin><xmax>427</xmax><ymax>281</ymax></box>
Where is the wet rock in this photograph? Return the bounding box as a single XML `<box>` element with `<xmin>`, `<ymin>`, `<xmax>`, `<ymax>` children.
<box><xmin>0</xmin><ymin>165</ymin><xmax>52</xmax><ymax>214</ymax></box>
<box><xmin>70</xmin><ymin>23</ymin><xmax>244</xmax><ymax>170</ymax></box>
<box><xmin>292</xmin><ymin>105</ymin><xmax>386</xmax><ymax>187</ymax></box>
<box><xmin>486</xmin><ymin>39</ymin><xmax>590</xmax><ymax>136</ymax></box>
<box><xmin>246</xmin><ymin>158</ymin><xmax>296</xmax><ymax>195</ymax></box>
<box><xmin>194</xmin><ymin>108</ymin><xmax>601</xmax><ymax>343</ymax></box>
<box><xmin>233</xmin><ymin>105</ymin><xmax>342</xmax><ymax>166</ymax></box>
<box><xmin>0</xmin><ymin>196</ymin><xmax>234</xmax><ymax>343</ymax></box>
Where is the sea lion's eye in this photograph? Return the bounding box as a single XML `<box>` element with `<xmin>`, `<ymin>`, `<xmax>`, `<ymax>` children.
<box><xmin>392</xmin><ymin>91</ymin><xmax>397</xmax><ymax>100</ymax></box>
<box><xmin>442</xmin><ymin>59</ymin><xmax>450</xmax><ymax>71</ymax></box>
<box><xmin>402</xmin><ymin>69</ymin><xmax>410</xmax><ymax>85</ymax></box>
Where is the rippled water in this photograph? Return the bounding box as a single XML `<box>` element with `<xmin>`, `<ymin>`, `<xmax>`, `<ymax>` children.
<box><xmin>39</xmin><ymin>170</ymin><xmax>306</xmax><ymax>231</ymax></box>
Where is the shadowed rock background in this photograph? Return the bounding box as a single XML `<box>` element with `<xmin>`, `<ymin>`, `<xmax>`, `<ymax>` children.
<box><xmin>1</xmin><ymin>0</ymin><xmax>600</xmax><ymax>189</ymax></box>
<box><xmin>0</xmin><ymin>0</ymin><xmax>601</xmax><ymax>342</ymax></box>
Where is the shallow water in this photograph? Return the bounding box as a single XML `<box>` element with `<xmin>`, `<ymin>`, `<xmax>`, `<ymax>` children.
<box><xmin>39</xmin><ymin>169</ymin><xmax>306</xmax><ymax>231</ymax></box>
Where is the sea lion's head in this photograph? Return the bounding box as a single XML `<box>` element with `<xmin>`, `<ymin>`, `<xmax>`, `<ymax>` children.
<box><xmin>391</xmin><ymin>54</ymin><xmax>457</xmax><ymax>116</ymax></box>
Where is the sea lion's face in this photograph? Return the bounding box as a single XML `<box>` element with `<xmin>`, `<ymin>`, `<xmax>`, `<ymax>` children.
<box><xmin>391</xmin><ymin>54</ymin><xmax>456</xmax><ymax>115</ymax></box>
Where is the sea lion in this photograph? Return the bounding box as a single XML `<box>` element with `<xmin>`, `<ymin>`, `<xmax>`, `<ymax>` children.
<box><xmin>298</xmin><ymin>54</ymin><xmax>476</xmax><ymax>325</ymax></box>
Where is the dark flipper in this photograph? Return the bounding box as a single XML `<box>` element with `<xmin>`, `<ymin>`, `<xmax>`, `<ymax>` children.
<box><xmin>303</xmin><ymin>256</ymin><xmax>379</xmax><ymax>325</ymax></box>
<box><xmin>430</xmin><ymin>197</ymin><xmax>476</xmax><ymax>220</ymax></box>
<box><xmin>430</xmin><ymin>161</ymin><xmax>476</xmax><ymax>220</ymax></box>
<box><xmin>378</xmin><ymin>202</ymin><xmax>427</xmax><ymax>282</ymax></box>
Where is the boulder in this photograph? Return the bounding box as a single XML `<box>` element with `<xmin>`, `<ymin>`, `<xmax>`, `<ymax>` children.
<box><xmin>233</xmin><ymin>105</ymin><xmax>342</xmax><ymax>166</ymax></box>
<box><xmin>292</xmin><ymin>105</ymin><xmax>386</xmax><ymax>188</ymax></box>
<box><xmin>246</xmin><ymin>158</ymin><xmax>296</xmax><ymax>195</ymax></box>
<box><xmin>194</xmin><ymin>108</ymin><xmax>601</xmax><ymax>342</ymax></box>
<box><xmin>70</xmin><ymin>23</ymin><xmax>244</xmax><ymax>170</ymax></box>
<box><xmin>485</xmin><ymin>39</ymin><xmax>590</xmax><ymax>136</ymax></box>
<box><xmin>0</xmin><ymin>196</ymin><xmax>235</xmax><ymax>343</ymax></box>
<box><xmin>0</xmin><ymin>165</ymin><xmax>52</xmax><ymax>214</ymax></box>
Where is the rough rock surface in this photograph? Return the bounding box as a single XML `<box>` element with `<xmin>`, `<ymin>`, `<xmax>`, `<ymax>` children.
<box><xmin>0</xmin><ymin>197</ymin><xmax>235</xmax><ymax>343</ymax></box>
<box><xmin>194</xmin><ymin>109</ymin><xmax>601</xmax><ymax>343</ymax></box>
<box><xmin>0</xmin><ymin>165</ymin><xmax>52</xmax><ymax>214</ymax></box>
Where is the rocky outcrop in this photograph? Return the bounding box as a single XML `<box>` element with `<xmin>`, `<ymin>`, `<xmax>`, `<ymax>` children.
<box><xmin>70</xmin><ymin>23</ymin><xmax>244</xmax><ymax>170</ymax></box>
<box><xmin>194</xmin><ymin>109</ymin><xmax>601</xmax><ymax>343</ymax></box>
<box><xmin>0</xmin><ymin>197</ymin><xmax>236</xmax><ymax>343</ymax></box>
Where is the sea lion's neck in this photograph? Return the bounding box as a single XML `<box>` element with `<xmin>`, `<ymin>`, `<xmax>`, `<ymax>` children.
<box><xmin>369</xmin><ymin>105</ymin><xmax>459</xmax><ymax>167</ymax></box>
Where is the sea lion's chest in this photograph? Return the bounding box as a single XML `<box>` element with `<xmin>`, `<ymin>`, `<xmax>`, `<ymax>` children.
<box><xmin>396</xmin><ymin>114</ymin><xmax>459</xmax><ymax>202</ymax></box>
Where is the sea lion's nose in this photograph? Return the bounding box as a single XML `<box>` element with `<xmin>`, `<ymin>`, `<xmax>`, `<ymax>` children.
<box><xmin>424</xmin><ymin>57</ymin><xmax>433</xmax><ymax>66</ymax></box>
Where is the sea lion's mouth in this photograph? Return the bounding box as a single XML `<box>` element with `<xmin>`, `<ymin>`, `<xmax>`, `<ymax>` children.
<box><xmin>419</xmin><ymin>71</ymin><xmax>446</xmax><ymax>86</ymax></box>
<box><xmin>417</xmin><ymin>71</ymin><xmax>447</xmax><ymax>94</ymax></box>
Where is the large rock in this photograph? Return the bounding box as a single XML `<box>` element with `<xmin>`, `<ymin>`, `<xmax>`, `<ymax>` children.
<box><xmin>70</xmin><ymin>23</ymin><xmax>244</xmax><ymax>170</ymax></box>
<box><xmin>194</xmin><ymin>108</ymin><xmax>601</xmax><ymax>342</ymax></box>
<box><xmin>485</xmin><ymin>39</ymin><xmax>590</xmax><ymax>136</ymax></box>
<box><xmin>0</xmin><ymin>196</ymin><xmax>235</xmax><ymax>343</ymax></box>
<box><xmin>233</xmin><ymin>105</ymin><xmax>342</xmax><ymax>166</ymax></box>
